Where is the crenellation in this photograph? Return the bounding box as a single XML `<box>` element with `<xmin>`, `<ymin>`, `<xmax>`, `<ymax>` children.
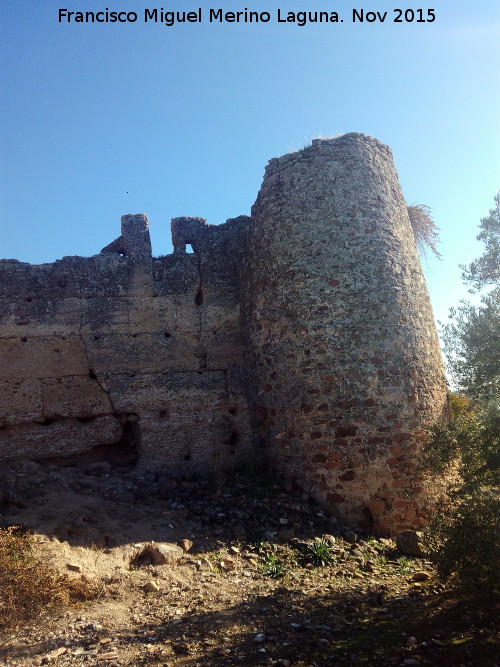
<box><xmin>0</xmin><ymin>134</ymin><xmax>447</xmax><ymax>534</ymax></box>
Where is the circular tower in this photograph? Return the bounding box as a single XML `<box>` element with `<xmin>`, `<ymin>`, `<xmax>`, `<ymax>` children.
<box><xmin>241</xmin><ymin>133</ymin><xmax>447</xmax><ymax>535</ymax></box>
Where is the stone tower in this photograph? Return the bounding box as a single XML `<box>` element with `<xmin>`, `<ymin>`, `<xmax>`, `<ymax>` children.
<box><xmin>241</xmin><ymin>133</ymin><xmax>447</xmax><ymax>535</ymax></box>
<box><xmin>0</xmin><ymin>132</ymin><xmax>447</xmax><ymax>535</ymax></box>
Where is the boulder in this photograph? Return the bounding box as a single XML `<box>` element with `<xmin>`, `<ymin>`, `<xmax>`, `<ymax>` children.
<box><xmin>132</xmin><ymin>542</ymin><xmax>184</xmax><ymax>567</ymax></box>
<box><xmin>395</xmin><ymin>530</ymin><xmax>425</xmax><ymax>556</ymax></box>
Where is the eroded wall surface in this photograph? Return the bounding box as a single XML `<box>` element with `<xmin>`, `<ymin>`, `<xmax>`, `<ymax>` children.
<box><xmin>0</xmin><ymin>214</ymin><xmax>252</xmax><ymax>474</ymax></box>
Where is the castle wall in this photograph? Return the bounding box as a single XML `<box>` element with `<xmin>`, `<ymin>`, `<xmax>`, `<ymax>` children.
<box><xmin>0</xmin><ymin>134</ymin><xmax>448</xmax><ymax>534</ymax></box>
<box><xmin>241</xmin><ymin>134</ymin><xmax>447</xmax><ymax>535</ymax></box>
<box><xmin>0</xmin><ymin>214</ymin><xmax>252</xmax><ymax>474</ymax></box>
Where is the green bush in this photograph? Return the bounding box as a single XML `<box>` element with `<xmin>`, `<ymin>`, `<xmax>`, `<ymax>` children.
<box><xmin>424</xmin><ymin>490</ymin><xmax>498</xmax><ymax>591</ymax></box>
<box><xmin>422</xmin><ymin>396</ymin><xmax>499</xmax><ymax>592</ymax></box>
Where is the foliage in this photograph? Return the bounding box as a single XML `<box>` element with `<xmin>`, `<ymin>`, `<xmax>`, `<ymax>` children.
<box><xmin>441</xmin><ymin>191</ymin><xmax>499</xmax><ymax>401</ymax></box>
<box><xmin>261</xmin><ymin>551</ymin><xmax>287</xmax><ymax>578</ymax></box>
<box><xmin>422</xmin><ymin>396</ymin><xmax>500</xmax><ymax>591</ymax></box>
<box><xmin>428</xmin><ymin>193</ymin><xmax>500</xmax><ymax>591</ymax></box>
<box><xmin>424</xmin><ymin>395</ymin><xmax>500</xmax><ymax>488</ymax></box>
<box><xmin>460</xmin><ymin>192</ymin><xmax>500</xmax><ymax>291</ymax></box>
<box><xmin>424</xmin><ymin>489</ymin><xmax>499</xmax><ymax>592</ymax></box>
<box><xmin>258</xmin><ymin>539</ymin><xmax>337</xmax><ymax>577</ymax></box>
<box><xmin>300</xmin><ymin>538</ymin><xmax>336</xmax><ymax>567</ymax></box>
<box><xmin>407</xmin><ymin>203</ymin><xmax>442</xmax><ymax>259</ymax></box>
<box><xmin>396</xmin><ymin>556</ymin><xmax>412</xmax><ymax>574</ymax></box>
<box><xmin>0</xmin><ymin>526</ymin><xmax>98</xmax><ymax>629</ymax></box>
<box><xmin>257</xmin><ymin>542</ymin><xmax>297</xmax><ymax>579</ymax></box>
<box><xmin>441</xmin><ymin>289</ymin><xmax>500</xmax><ymax>400</ymax></box>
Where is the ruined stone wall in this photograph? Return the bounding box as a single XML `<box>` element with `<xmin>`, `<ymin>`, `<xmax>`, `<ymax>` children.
<box><xmin>0</xmin><ymin>133</ymin><xmax>447</xmax><ymax>534</ymax></box>
<box><xmin>0</xmin><ymin>214</ymin><xmax>252</xmax><ymax>474</ymax></box>
<box><xmin>241</xmin><ymin>134</ymin><xmax>447</xmax><ymax>536</ymax></box>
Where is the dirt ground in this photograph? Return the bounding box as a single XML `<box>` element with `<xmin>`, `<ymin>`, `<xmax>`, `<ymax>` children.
<box><xmin>0</xmin><ymin>460</ymin><xmax>498</xmax><ymax>666</ymax></box>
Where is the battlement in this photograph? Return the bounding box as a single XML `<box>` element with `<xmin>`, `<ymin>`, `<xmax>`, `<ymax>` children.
<box><xmin>0</xmin><ymin>133</ymin><xmax>447</xmax><ymax>535</ymax></box>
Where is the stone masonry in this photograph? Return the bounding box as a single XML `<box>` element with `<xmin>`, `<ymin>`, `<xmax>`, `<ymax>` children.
<box><xmin>0</xmin><ymin>133</ymin><xmax>447</xmax><ymax>535</ymax></box>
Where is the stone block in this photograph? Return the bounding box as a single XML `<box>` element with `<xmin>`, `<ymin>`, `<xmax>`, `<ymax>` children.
<box><xmin>0</xmin><ymin>378</ymin><xmax>43</xmax><ymax>425</ymax></box>
<box><xmin>41</xmin><ymin>375</ymin><xmax>112</xmax><ymax>419</ymax></box>
<box><xmin>0</xmin><ymin>336</ymin><xmax>89</xmax><ymax>380</ymax></box>
<box><xmin>0</xmin><ymin>414</ymin><xmax>121</xmax><ymax>461</ymax></box>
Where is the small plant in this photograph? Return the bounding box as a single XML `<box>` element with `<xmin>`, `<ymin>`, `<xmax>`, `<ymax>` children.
<box><xmin>375</xmin><ymin>554</ymin><xmax>388</xmax><ymax>568</ymax></box>
<box><xmin>261</xmin><ymin>552</ymin><xmax>286</xmax><ymax>578</ymax></box>
<box><xmin>396</xmin><ymin>556</ymin><xmax>412</xmax><ymax>574</ymax></box>
<box><xmin>301</xmin><ymin>539</ymin><xmax>335</xmax><ymax>567</ymax></box>
<box><xmin>407</xmin><ymin>202</ymin><xmax>441</xmax><ymax>259</ymax></box>
<box><xmin>252</xmin><ymin>540</ymin><xmax>268</xmax><ymax>554</ymax></box>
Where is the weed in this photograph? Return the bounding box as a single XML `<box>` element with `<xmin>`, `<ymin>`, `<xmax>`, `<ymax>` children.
<box><xmin>251</xmin><ymin>540</ymin><xmax>269</xmax><ymax>554</ymax></box>
<box><xmin>261</xmin><ymin>552</ymin><xmax>286</xmax><ymax>578</ymax></box>
<box><xmin>300</xmin><ymin>539</ymin><xmax>335</xmax><ymax>567</ymax></box>
<box><xmin>396</xmin><ymin>556</ymin><xmax>412</xmax><ymax>574</ymax></box>
<box><xmin>0</xmin><ymin>526</ymin><xmax>98</xmax><ymax>630</ymax></box>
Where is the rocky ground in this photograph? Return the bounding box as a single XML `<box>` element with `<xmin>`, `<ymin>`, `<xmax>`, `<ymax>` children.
<box><xmin>0</xmin><ymin>461</ymin><xmax>498</xmax><ymax>666</ymax></box>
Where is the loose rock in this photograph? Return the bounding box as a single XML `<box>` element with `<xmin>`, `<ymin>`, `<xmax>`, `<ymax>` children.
<box><xmin>396</xmin><ymin>531</ymin><xmax>424</xmax><ymax>557</ymax></box>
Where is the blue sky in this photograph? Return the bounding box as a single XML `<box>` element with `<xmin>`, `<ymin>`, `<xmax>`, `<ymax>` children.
<box><xmin>1</xmin><ymin>0</ymin><xmax>499</xmax><ymax>329</ymax></box>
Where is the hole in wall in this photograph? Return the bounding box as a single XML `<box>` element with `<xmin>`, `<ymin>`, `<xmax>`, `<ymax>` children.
<box><xmin>195</xmin><ymin>289</ymin><xmax>204</xmax><ymax>306</ymax></box>
<box><xmin>90</xmin><ymin>416</ymin><xmax>140</xmax><ymax>468</ymax></box>
<box><xmin>159</xmin><ymin>410</ymin><xmax>167</xmax><ymax>418</ymax></box>
<box><xmin>20</xmin><ymin>337</ymin><xmax>28</xmax><ymax>343</ymax></box>
<box><xmin>184</xmin><ymin>454</ymin><xmax>191</xmax><ymax>461</ymax></box>
<box><xmin>40</xmin><ymin>416</ymin><xmax>140</xmax><ymax>471</ymax></box>
<box><xmin>89</xmin><ymin>370</ymin><xmax>97</xmax><ymax>380</ymax></box>
<box><xmin>185</xmin><ymin>243</ymin><xmax>195</xmax><ymax>254</ymax></box>
<box><xmin>77</xmin><ymin>416</ymin><xmax>93</xmax><ymax>423</ymax></box>
<box><xmin>116</xmin><ymin>419</ymin><xmax>139</xmax><ymax>467</ymax></box>
<box><xmin>228</xmin><ymin>407</ymin><xmax>237</xmax><ymax>416</ymax></box>
<box><xmin>94</xmin><ymin>335</ymin><xmax>100</xmax><ymax>340</ymax></box>
<box><xmin>164</xmin><ymin>331</ymin><xmax>171</xmax><ymax>338</ymax></box>
<box><xmin>228</xmin><ymin>430</ymin><xmax>240</xmax><ymax>447</ymax></box>
<box><xmin>25</xmin><ymin>297</ymin><xmax>32</xmax><ymax>302</ymax></box>
<box><xmin>42</xmin><ymin>418</ymin><xmax>54</xmax><ymax>426</ymax></box>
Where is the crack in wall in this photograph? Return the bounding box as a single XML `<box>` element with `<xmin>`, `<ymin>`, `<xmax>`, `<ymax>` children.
<box><xmin>223</xmin><ymin>368</ymin><xmax>230</xmax><ymax>405</ymax></box>
<box><xmin>77</xmin><ymin>287</ymin><xmax>116</xmax><ymax>416</ymax></box>
<box><xmin>193</xmin><ymin>250</ymin><xmax>207</xmax><ymax>371</ymax></box>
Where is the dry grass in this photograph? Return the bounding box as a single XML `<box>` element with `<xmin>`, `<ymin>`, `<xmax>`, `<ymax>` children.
<box><xmin>0</xmin><ymin>525</ymin><xmax>99</xmax><ymax>630</ymax></box>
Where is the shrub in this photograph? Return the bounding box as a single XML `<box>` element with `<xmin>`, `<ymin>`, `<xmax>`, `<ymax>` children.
<box><xmin>407</xmin><ymin>203</ymin><xmax>441</xmax><ymax>259</ymax></box>
<box><xmin>424</xmin><ymin>490</ymin><xmax>498</xmax><ymax>591</ymax></box>
<box><xmin>422</xmin><ymin>396</ymin><xmax>499</xmax><ymax>591</ymax></box>
<box><xmin>0</xmin><ymin>526</ymin><xmax>99</xmax><ymax>629</ymax></box>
